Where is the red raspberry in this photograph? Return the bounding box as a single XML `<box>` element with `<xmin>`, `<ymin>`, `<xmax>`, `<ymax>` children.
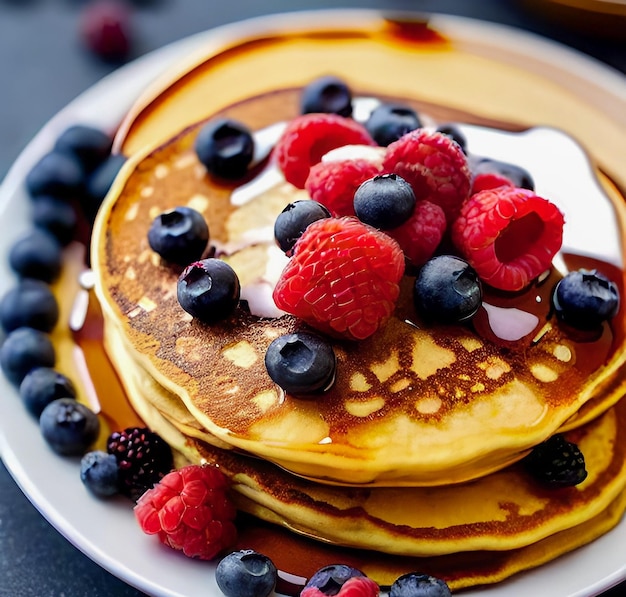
<box><xmin>134</xmin><ymin>464</ymin><xmax>237</xmax><ymax>560</ymax></box>
<box><xmin>451</xmin><ymin>186</ymin><xmax>564</xmax><ymax>291</ymax></box>
<box><xmin>305</xmin><ymin>158</ymin><xmax>382</xmax><ymax>217</ymax></box>
<box><xmin>301</xmin><ymin>576</ymin><xmax>379</xmax><ymax>597</ymax></box>
<box><xmin>79</xmin><ymin>0</ymin><xmax>132</xmax><ymax>63</ymax></box>
<box><xmin>273</xmin><ymin>217</ymin><xmax>405</xmax><ymax>341</ymax></box>
<box><xmin>386</xmin><ymin>200</ymin><xmax>447</xmax><ymax>267</ymax></box>
<box><xmin>470</xmin><ymin>172</ymin><xmax>515</xmax><ymax>195</ymax></box>
<box><xmin>274</xmin><ymin>114</ymin><xmax>376</xmax><ymax>189</ymax></box>
<box><xmin>383</xmin><ymin>129</ymin><xmax>471</xmax><ymax>222</ymax></box>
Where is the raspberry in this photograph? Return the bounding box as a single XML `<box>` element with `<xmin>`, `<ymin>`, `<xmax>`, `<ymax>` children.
<box><xmin>274</xmin><ymin>114</ymin><xmax>376</xmax><ymax>189</ymax></box>
<box><xmin>301</xmin><ymin>576</ymin><xmax>380</xmax><ymax>597</ymax></box>
<box><xmin>386</xmin><ymin>200</ymin><xmax>447</xmax><ymax>267</ymax></box>
<box><xmin>470</xmin><ymin>172</ymin><xmax>515</xmax><ymax>195</ymax></box>
<box><xmin>383</xmin><ymin>129</ymin><xmax>471</xmax><ymax>222</ymax></box>
<box><xmin>305</xmin><ymin>159</ymin><xmax>382</xmax><ymax>217</ymax></box>
<box><xmin>273</xmin><ymin>217</ymin><xmax>404</xmax><ymax>340</ymax></box>
<box><xmin>107</xmin><ymin>427</ymin><xmax>173</xmax><ymax>501</ymax></box>
<box><xmin>451</xmin><ymin>186</ymin><xmax>564</xmax><ymax>292</ymax></box>
<box><xmin>134</xmin><ymin>464</ymin><xmax>237</xmax><ymax>560</ymax></box>
<box><xmin>79</xmin><ymin>0</ymin><xmax>132</xmax><ymax>63</ymax></box>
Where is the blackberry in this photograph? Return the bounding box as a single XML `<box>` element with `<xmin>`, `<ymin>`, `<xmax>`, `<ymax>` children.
<box><xmin>106</xmin><ymin>427</ymin><xmax>173</xmax><ymax>501</ymax></box>
<box><xmin>524</xmin><ymin>434</ymin><xmax>588</xmax><ymax>488</ymax></box>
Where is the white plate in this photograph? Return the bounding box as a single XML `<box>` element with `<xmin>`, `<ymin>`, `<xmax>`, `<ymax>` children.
<box><xmin>1</xmin><ymin>10</ymin><xmax>625</xmax><ymax>597</ymax></box>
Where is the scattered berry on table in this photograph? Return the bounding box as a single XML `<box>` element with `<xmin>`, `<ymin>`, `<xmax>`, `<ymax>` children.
<box><xmin>79</xmin><ymin>0</ymin><xmax>133</xmax><ymax>63</ymax></box>
<box><xmin>19</xmin><ymin>367</ymin><xmax>77</xmax><ymax>418</ymax></box>
<box><xmin>365</xmin><ymin>102</ymin><xmax>421</xmax><ymax>146</ymax></box>
<box><xmin>80</xmin><ymin>450</ymin><xmax>120</xmax><ymax>497</ymax></box>
<box><xmin>8</xmin><ymin>229</ymin><xmax>63</xmax><ymax>283</ymax></box>
<box><xmin>389</xmin><ymin>572</ymin><xmax>452</xmax><ymax>597</ymax></box>
<box><xmin>134</xmin><ymin>464</ymin><xmax>237</xmax><ymax>560</ymax></box>
<box><xmin>0</xmin><ymin>327</ymin><xmax>56</xmax><ymax>385</ymax></box>
<box><xmin>25</xmin><ymin>151</ymin><xmax>84</xmax><ymax>200</ymax></box>
<box><xmin>552</xmin><ymin>269</ymin><xmax>620</xmax><ymax>330</ymax></box>
<box><xmin>300</xmin><ymin>75</ymin><xmax>353</xmax><ymax>117</ymax></box>
<box><xmin>32</xmin><ymin>196</ymin><xmax>78</xmax><ymax>246</ymax></box>
<box><xmin>302</xmin><ymin>565</ymin><xmax>368</xmax><ymax>595</ymax></box>
<box><xmin>305</xmin><ymin>157</ymin><xmax>381</xmax><ymax>217</ymax></box>
<box><xmin>39</xmin><ymin>398</ymin><xmax>100</xmax><ymax>456</ymax></box>
<box><xmin>451</xmin><ymin>186</ymin><xmax>564</xmax><ymax>292</ymax></box>
<box><xmin>471</xmin><ymin>156</ymin><xmax>534</xmax><ymax>190</ymax></box>
<box><xmin>265</xmin><ymin>332</ymin><xmax>336</xmax><ymax>394</ymax></box>
<box><xmin>523</xmin><ymin>434</ymin><xmax>588</xmax><ymax>488</ymax></box>
<box><xmin>148</xmin><ymin>206</ymin><xmax>209</xmax><ymax>265</ymax></box>
<box><xmin>177</xmin><ymin>258</ymin><xmax>240</xmax><ymax>323</ymax></box>
<box><xmin>54</xmin><ymin>124</ymin><xmax>113</xmax><ymax>173</ymax></box>
<box><xmin>386</xmin><ymin>200</ymin><xmax>447</xmax><ymax>268</ymax></box>
<box><xmin>273</xmin><ymin>217</ymin><xmax>405</xmax><ymax>341</ymax></box>
<box><xmin>274</xmin><ymin>200</ymin><xmax>331</xmax><ymax>254</ymax></box>
<box><xmin>275</xmin><ymin>113</ymin><xmax>376</xmax><ymax>189</ymax></box>
<box><xmin>195</xmin><ymin>118</ymin><xmax>255</xmax><ymax>180</ymax></box>
<box><xmin>216</xmin><ymin>549</ymin><xmax>278</xmax><ymax>597</ymax></box>
<box><xmin>106</xmin><ymin>427</ymin><xmax>173</xmax><ymax>501</ymax></box>
<box><xmin>84</xmin><ymin>153</ymin><xmax>127</xmax><ymax>220</ymax></box>
<box><xmin>414</xmin><ymin>255</ymin><xmax>483</xmax><ymax>323</ymax></box>
<box><xmin>435</xmin><ymin>123</ymin><xmax>467</xmax><ymax>154</ymax></box>
<box><xmin>384</xmin><ymin>129</ymin><xmax>471</xmax><ymax>222</ymax></box>
<box><xmin>0</xmin><ymin>278</ymin><xmax>59</xmax><ymax>334</ymax></box>
<box><xmin>353</xmin><ymin>173</ymin><xmax>416</xmax><ymax>230</ymax></box>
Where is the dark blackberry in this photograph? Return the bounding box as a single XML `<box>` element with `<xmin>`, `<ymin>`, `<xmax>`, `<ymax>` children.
<box><xmin>524</xmin><ymin>434</ymin><xmax>587</xmax><ymax>488</ymax></box>
<box><xmin>106</xmin><ymin>427</ymin><xmax>173</xmax><ymax>501</ymax></box>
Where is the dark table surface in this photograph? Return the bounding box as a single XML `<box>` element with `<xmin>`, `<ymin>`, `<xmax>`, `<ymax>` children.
<box><xmin>0</xmin><ymin>1</ymin><xmax>624</xmax><ymax>596</ymax></box>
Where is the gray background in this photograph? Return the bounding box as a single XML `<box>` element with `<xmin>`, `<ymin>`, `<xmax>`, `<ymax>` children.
<box><xmin>0</xmin><ymin>1</ymin><xmax>624</xmax><ymax>595</ymax></box>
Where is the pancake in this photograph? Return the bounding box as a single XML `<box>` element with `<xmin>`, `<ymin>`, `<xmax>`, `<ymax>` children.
<box><xmin>103</xmin><ymin>316</ymin><xmax>626</xmax><ymax>591</ymax></box>
<box><xmin>92</xmin><ymin>85</ymin><xmax>626</xmax><ymax>485</ymax></box>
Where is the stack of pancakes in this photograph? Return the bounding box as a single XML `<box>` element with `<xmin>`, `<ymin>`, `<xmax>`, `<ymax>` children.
<box><xmin>89</xmin><ymin>16</ymin><xmax>626</xmax><ymax>592</ymax></box>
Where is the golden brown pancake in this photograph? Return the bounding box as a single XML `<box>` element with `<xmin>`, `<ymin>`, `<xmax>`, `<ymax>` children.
<box><xmin>91</xmin><ymin>86</ymin><xmax>626</xmax><ymax>485</ymax></box>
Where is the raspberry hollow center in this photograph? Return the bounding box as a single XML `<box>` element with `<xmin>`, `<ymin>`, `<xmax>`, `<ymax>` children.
<box><xmin>494</xmin><ymin>212</ymin><xmax>544</xmax><ymax>263</ymax></box>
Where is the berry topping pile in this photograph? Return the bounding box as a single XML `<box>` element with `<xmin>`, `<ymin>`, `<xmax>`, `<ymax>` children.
<box><xmin>134</xmin><ymin>464</ymin><xmax>237</xmax><ymax>560</ymax></box>
<box><xmin>272</xmin><ymin>217</ymin><xmax>405</xmax><ymax>341</ymax></box>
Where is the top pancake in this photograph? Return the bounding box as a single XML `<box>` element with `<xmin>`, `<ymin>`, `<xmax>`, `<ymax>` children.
<box><xmin>92</xmin><ymin>87</ymin><xmax>626</xmax><ymax>485</ymax></box>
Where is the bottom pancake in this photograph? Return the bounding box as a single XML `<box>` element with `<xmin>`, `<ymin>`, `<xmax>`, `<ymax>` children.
<box><xmin>103</xmin><ymin>317</ymin><xmax>626</xmax><ymax>573</ymax></box>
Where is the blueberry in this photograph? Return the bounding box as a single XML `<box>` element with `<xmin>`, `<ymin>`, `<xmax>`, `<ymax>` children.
<box><xmin>25</xmin><ymin>150</ymin><xmax>84</xmax><ymax>199</ymax></box>
<box><xmin>0</xmin><ymin>278</ymin><xmax>59</xmax><ymax>333</ymax></box>
<box><xmin>177</xmin><ymin>258</ymin><xmax>240</xmax><ymax>322</ymax></box>
<box><xmin>471</xmin><ymin>157</ymin><xmax>534</xmax><ymax>190</ymax></box>
<box><xmin>215</xmin><ymin>550</ymin><xmax>277</xmax><ymax>597</ymax></box>
<box><xmin>195</xmin><ymin>118</ymin><xmax>254</xmax><ymax>180</ymax></box>
<box><xmin>414</xmin><ymin>255</ymin><xmax>482</xmax><ymax>323</ymax></box>
<box><xmin>553</xmin><ymin>269</ymin><xmax>620</xmax><ymax>330</ymax></box>
<box><xmin>523</xmin><ymin>434</ymin><xmax>587</xmax><ymax>488</ymax></box>
<box><xmin>435</xmin><ymin>123</ymin><xmax>467</xmax><ymax>154</ymax></box>
<box><xmin>19</xmin><ymin>367</ymin><xmax>77</xmax><ymax>418</ymax></box>
<box><xmin>148</xmin><ymin>206</ymin><xmax>209</xmax><ymax>265</ymax></box>
<box><xmin>353</xmin><ymin>173</ymin><xmax>416</xmax><ymax>230</ymax></box>
<box><xmin>40</xmin><ymin>398</ymin><xmax>100</xmax><ymax>456</ymax></box>
<box><xmin>32</xmin><ymin>196</ymin><xmax>78</xmax><ymax>246</ymax></box>
<box><xmin>80</xmin><ymin>450</ymin><xmax>119</xmax><ymax>497</ymax></box>
<box><xmin>0</xmin><ymin>327</ymin><xmax>55</xmax><ymax>385</ymax></box>
<box><xmin>303</xmin><ymin>564</ymin><xmax>365</xmax><ymax>594</ymax></box>
<box><xmin>265</xmin><ymin>332</ymin><xmax>336</xmax><ymax>394</ymax></box>
<box><xmin>8</xmin><ymin>229</ymin><xmax>63</xmax><ymax>283</ymax></box>
<box><xmin>300</xmin><ymin>75</ymin><xmax>353</xmax><ymax>117</ymax></box>
<box><xmin>274</xmin><ymin>200</ymin><xmax>331</xmax><ymax>254</ymax></box>
<box><xmin>85</xmin><ymin>153</ymin><xmax>127</xmax><ymax>219</ymax></box>
<box><xmin>390</xmin><ymin>573</ymin><xmax>452</xmax><ymax>597</ymax></box>
<box><xmin>365</xmin><ymin>103</ymin><xmax>421</xmax><ymax>146</ymax></box>
<box><xmin>54</xmin><ymin>124</ymin><xmax>113</xmax><ymax>173</ymax></box>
